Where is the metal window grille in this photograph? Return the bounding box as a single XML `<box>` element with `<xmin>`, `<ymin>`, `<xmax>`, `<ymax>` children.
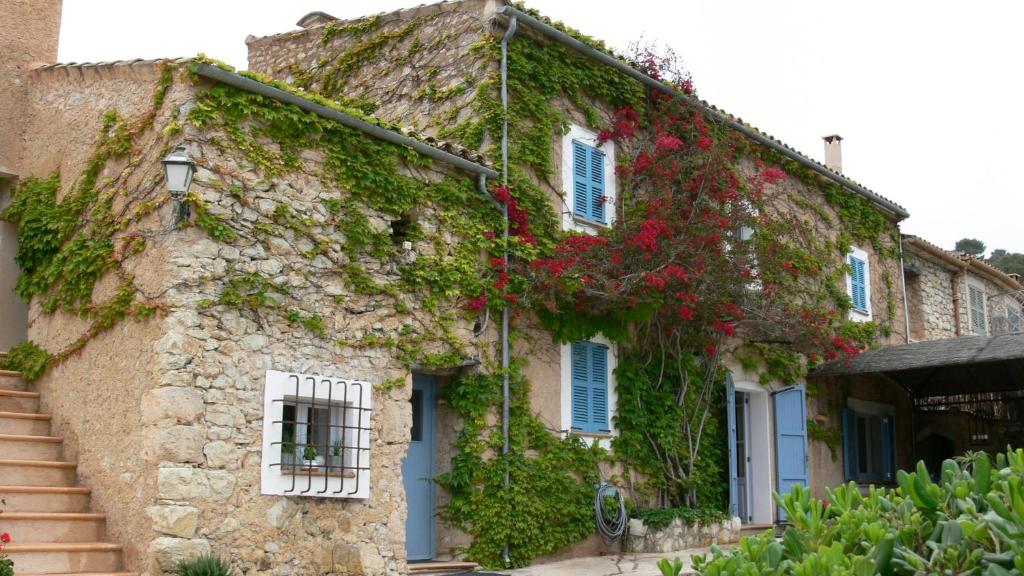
<box><xmin>261</xmin><ymin>370</ymin><xmax>373</xmax><ymax>499</ymax></box>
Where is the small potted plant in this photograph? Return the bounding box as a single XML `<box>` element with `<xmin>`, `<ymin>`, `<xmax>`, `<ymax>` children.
<box><xmin>280</xmin><ymin>431</ymin><xmax>296</xmax><ymax>470</ymax></box>
<box><xmin>301</xmin><ymin>444</ymin><xmax>322</xmax><ymax>469</ymax></box>
<box><xmin>330</xmin><ymin>439</ymin><xmax>344</xmax><ymax>472</ymax></box>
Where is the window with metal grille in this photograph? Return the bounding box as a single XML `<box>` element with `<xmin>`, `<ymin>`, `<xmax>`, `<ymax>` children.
<box><xmin>570</xmin><ymin>340</ymin><xmax>610</xmax><ymax>434</ymax></box>
<box><xmin>1009</xmin><ymin>306</ymin><xmax>1022</xmax><ymax>333</ymax></box>
<box><xmin>969</xmin><ymin>284</ymin><xmax>987</xmax><ymax>334</ymax></box>
<box><xmin>261</xmin><ymin>370</ymin><xmax>372</xmax><ymax>498</ymax></box>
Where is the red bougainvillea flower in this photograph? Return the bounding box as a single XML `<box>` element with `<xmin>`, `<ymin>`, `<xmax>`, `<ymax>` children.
<box><xmin>761</xmin><ymin>168</ymin><xmax>787</xmax><ymax>184</ymax></box>
<box><xmin>1</xmin><ymin>531</ymin><xmax>10</xmax><ymax>543</ymax></box>
<box><xmin>705</xmin><ymin>345</ymin><xmax>717</xmax><ymax>357</ymax></box>
<box><xmin>654</xmin><ymin>133</ymin><xmax>684</xmax><ymax>152</ymax></box>
<box><xmin>465</xmin><ymin>294</ymin><xmax>488</xmax><ymax>312</ymax></box>
<box><xmin>697</xmin><ymin>136</ymin><xmax>713</xmax><ymax>151</ymax></box>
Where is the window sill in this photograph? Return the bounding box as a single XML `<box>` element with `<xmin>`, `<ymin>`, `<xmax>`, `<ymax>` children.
<box><xmin>570</xmin><ymin>214</ymin><xmax>610</xmax><ymax>230</ymax></box>
<box><xmin>569</xmin><ymin>430</ymin><xmax>614</xmax><ymax>439</ymax></box>
<box><xmin>280</xmin><ymin>468</ymin><xmax>356</xmax><ymax>479</ymax></box>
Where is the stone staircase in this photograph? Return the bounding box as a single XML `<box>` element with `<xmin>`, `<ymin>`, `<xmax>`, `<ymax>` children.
<box><xmin>0</xmin><ymin>360</ymin><xmax>136</xmax><ymax>576</ymax></box>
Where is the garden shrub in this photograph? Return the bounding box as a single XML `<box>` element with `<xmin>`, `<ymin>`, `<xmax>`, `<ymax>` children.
<box><xmin>693</xmin><ymin>448</ymin><xmax>1024</xmax><ymax>575</ymax></box>
<box><xmin>0</xmin><ymin>340</ymin><xmax>52</xmax><ymax>381</ymax></box>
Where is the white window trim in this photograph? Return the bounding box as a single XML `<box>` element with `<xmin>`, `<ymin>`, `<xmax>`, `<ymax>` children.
<box><xmin>846</xmin><ymin>246</ymin><xmax>873</xmax><ymax>322</ymax></box>
<box><xmin>967</xmin><ymin>280</ymin><xmax>988</xmax><ymax>335</ymax></box>
<box><xmin>560</xmin><ymin>334</ymin><xmax>618</xmax><ymax>449</ymax></box>
<box><xmin>561</xmin><ymin>124</ymin><xmax>616</xmax><ymax>234</ymax></box>
<box><xmin>261</xmin><ymin>370</ymin><xmax>372</xmax><ymax>499</ymax></box>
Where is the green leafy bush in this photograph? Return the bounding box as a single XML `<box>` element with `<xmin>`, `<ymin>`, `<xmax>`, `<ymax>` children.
<box><xmin>174</xmin><ymin>554</ymin><xmax>235</xmax><ymax>576</ymax></box>
<box><xmin>1</xmin><ymin>340</ymin><xmax>52</xmax><ymax>381</ymax></box>
<box><xmin>693</xmin><ymin>448</ymin><xmax>1024</xmax><ymax>575</ymax></box>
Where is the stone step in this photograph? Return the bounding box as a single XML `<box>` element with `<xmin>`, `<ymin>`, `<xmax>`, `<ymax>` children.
<box><xmin>0</xmin><ymin>388</ymin><xmax>39</xmax><ymax>412</ymax></box>
<box><xmin>0</xmin><ymin>459</ymin><xmax>77</xmax><ymax>486</ymax></box>
<box><xmin>0</xmin><ymin>485</ymin><xmax>92</xmax><ymax>512</ymax></box>
<box><xmin>4</xmin><ymin>542</ymin><xmax>123</xmax><ymax>574</ymax></box>
<box><xmin>2</xmin><ymin>512</ymin><xmax>106</xmax><ymax>543</ymax></box>
<box><xmin>0</xmin><ymin>369</ymin><xmax>26</xmax><ymax>391</ymax></box>
<box><xmin>0</xmin><ymin>432</ymin><xmax>63</xmax><ymax>460</ymax></box>
<box><xmin>20</xmin><ymin>569</ymin><xmax>139</xmax><ymax>573</ymax></box>
<box><xmin>0</xmin><ymin>410</ymin><xmax>51</xmax><ymax>435</ymax></box>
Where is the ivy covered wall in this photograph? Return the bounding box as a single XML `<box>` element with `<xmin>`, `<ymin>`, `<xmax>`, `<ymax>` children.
<box><xmin>1</xmin><ymin>0</ymin><xmax>912</xmax><ymax>572</ymax></box>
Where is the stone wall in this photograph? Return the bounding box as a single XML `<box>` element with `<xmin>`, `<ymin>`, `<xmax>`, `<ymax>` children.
<box><xmin>903</xmin><ymin>248</ymin><xmax>959</xmax><ymax>341</ymax></box>
<box><xmin>246</xmin><ymin>0</ymin><xmax>496</xmax><ymax>139</ymax></box>
<box><xmin>626</xmin><ymin>516</ymin><xmax>742</xmax><ymax>554</ymax></box>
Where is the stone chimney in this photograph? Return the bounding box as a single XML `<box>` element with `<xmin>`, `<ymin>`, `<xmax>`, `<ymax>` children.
<box><xmin>0</xmin><ymin>0</ymin><xmax>63</xmax><ymax>175</ymax></box>
<box><xmin>823</xmin><ymin>134</ymin><xmax>843</xmax><ymax>173</ymax></box>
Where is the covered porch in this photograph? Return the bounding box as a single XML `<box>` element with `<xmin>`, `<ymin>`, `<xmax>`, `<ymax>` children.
<box><xmin>810</xmin><ymin>332</ymin><xmax>1024</xmax><ymax>486</ymax></box>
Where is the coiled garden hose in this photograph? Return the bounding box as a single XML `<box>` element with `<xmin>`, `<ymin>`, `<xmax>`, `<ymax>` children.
<box><xmin>595</xmin><ymin>482</ymin><xmax>627</xmax><ymax>542</ymax></box>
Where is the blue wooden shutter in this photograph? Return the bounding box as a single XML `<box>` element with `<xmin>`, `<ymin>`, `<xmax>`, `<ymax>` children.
<box><xmin>842</xmin><ymin>408</ymin><xmax>859</xmax><ymax>482</ymax></box>
<box><xmin>849</xmin><ymin>255</ymin><xmax>867</xmax><ymax>311</ymax></box>
<box><xmin>881</xmin><ymin>415</ymin><xmax>895</xmax><ymax>483</ymax></box>
<box><xmin>591</xmin><ymin>343</ymin><xmax>610</xmax><ymax>431</ymax></box>
<box><xmin>590</xmin><ymin>147</ymin><xmax>606</xmax><ymax>223</ymax></box>
<box><xmin>571</xmin><ymin>141</ymin><xmax>607</xmax><ymax>224</ymax></box>
<box><xmin>726</xmin><ymin>374</ymin><xmax>739</xmax><ymax>518</ymax></box>
<box><xmin>775</xmin><ymin>386</ymin><xmax>808</xmax><ymax>521</ymax></box>
<box><xmin>570</xmin><ymin>341</ymin><xmax>590</xmax><ymax>431</ymax></box>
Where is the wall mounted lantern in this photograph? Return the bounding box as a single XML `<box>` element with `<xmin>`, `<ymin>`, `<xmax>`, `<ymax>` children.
<box><xmin>162</xmin><ymin>145</ymin><xmax>195</xmax><ymax>225</ymax></box>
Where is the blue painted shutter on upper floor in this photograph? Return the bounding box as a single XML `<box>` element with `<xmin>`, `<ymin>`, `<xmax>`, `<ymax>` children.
<box><xmin>570</xmin><ymin>341</ymin><xmax>610</xmax><ymax>433</ymax></box>
<box><xmin>849</xmin><ymin>255</ymin><xmax>867</xmax><ymax>311</ymax></box>
<box><xmin>571</xmin><ymin>141</ymin><xmax>606</xmax><ymax>224</ymax></box>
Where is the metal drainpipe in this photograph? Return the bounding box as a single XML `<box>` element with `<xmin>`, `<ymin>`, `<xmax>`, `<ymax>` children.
<box><xmin>500</xmin><ymin>13</ymin><xmax>517</xmax><ymax>568</ymax></box>
<box><xmin>897</xmin><ymin>232</ymin><xmax>911</xmax><ymax>343</ymax></box>
<box><xmin>952</xmin><ymin>269</ymin><xmax>965</xmax><ymax>337</ymax></box>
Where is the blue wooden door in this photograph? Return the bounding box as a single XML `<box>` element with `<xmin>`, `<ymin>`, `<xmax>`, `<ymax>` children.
<box><xmin>774</xmin><ymin>385</ymin><xmax>808</xmax><ymax>521</ymax></box>
<box><xmin>403</xmin><ymin>374</ymin><xmax>436</xmax><ymax>560</ymax></box>
<box><xmin>726</xmin><ymin>375</ymin><xmax>739</xmax><ymax>519</ymax></box>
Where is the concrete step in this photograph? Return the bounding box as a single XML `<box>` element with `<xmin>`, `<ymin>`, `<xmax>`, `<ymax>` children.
<box><xmin>22</xmin><ymin>573</ymin><xmax>138</xmax><ymax>576</ymax></box>
<box><xmin>2</xmin><ymin>512</ymin><xmax>106</xmax><ymax>543</ymax></box>
<box><xmin>0</xmin><ymin>485</ymin><xmax>91</xmax><ymax>512</ymax></box>
<box><xmin>4</xmin><ymin>542</ymin><xmax>124</xmax><ymax>574</ymax></box>
<box><xmin>0</xmin><ymin>369</ymin><xmax>26</xmax><ymax>391</ymax></box>
<box><xmin>0</xmin><ymin>388</ymin><xmax>39</xmax><ymax>412</ymax></box>
<box><xmin>0</xmin><ymin>459</ymin><xmax>77</xmax><ymax>486</ymax></box>
<box><xmin>0</xmin><ymin>432</ymin><xmax>63</xmax><ymax>460</ymax></box>
<box><xmin>0</xmin><ymin>411</ymin><xmax>51</xmax><ymax>435</ymax></box>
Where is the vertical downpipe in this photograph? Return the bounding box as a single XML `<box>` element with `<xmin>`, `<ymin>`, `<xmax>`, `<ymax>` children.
<box><xmin>897</xmin><ymin>231</ymin><xmax>911</xmax><ymax>343</ymax></box>
<box><xmin>500</xmin><ymin>13</ymin><xmax>518</xmax><ymax>568</ymax></box>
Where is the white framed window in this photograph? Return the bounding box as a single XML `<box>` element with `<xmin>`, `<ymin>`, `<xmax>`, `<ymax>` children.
<box><xmin>560</xmin><ymin>335</ymin><xmax>617</xmax><ymax>448</ymax></box>
<box><xmin>261</xmin><ymin>370</ymin><xmax>372</xmax><ymax>499</ymax></box>
<box><xmin>967</xmin><ymin>282</ymin><xmax>987</xmax><ymax>335</ymax></box>
<box><xmin>846</xmin><ymin>247</ymin><xmax>872</xmax><ymax>321</ymax></box>
<box><xmin>1008</xmin><ymin>304</ymin><xmax>1022</xmax><ymax>333</ymax></box>
<box><xmin>561</xmin><ymin>125</ymin><xmax>616</xmax><ymax>232</ymax></box>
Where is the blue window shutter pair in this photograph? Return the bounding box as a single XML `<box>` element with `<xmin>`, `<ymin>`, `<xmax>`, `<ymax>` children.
<box><xmin>572</xmin><ymin>140</ymin><xmax>607</xmax><ymax>224</ymax></box>
<box><xmin>849</xmin><ymin>255</ymin><xmax>868</xmax><ymax>311</ymax></box>
<box><xmin>570</xmin><ymin>341</ymin><xmax>610</xmax><ymax>433</ymax></box>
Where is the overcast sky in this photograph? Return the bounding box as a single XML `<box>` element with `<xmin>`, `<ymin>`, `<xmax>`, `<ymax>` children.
<box><xmin>59</xmin><ymin>1</ymin><xmax>1024</xmax><ymax>255</ymax></box>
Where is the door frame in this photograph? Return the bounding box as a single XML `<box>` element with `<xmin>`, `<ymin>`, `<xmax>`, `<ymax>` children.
<box><xmin>729</xmin><ymin>378</ymin><xmax>773</xmax><ymax>525</ymax></box>
<box><xmin>405</xmin><ymin>374</ymin><xmax>437</xmax><ymax>561</ymax></box>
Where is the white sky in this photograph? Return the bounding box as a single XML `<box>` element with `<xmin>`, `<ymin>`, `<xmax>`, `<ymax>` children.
<box><xmin>59</xmin><ymin>1</ymin><xmax>1024</xmax><ymax>255</ymax></box>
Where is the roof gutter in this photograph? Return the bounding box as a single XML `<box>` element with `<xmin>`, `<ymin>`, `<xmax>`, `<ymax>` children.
<box><xmin>498</xmin><ymin>5</ymin><xmax>910</xmax><ymax>221</ymax></box>
<box><xmin>193</xmin><ymin>63</ymin><xmax>500</xmax><ymax>181</ymax></box>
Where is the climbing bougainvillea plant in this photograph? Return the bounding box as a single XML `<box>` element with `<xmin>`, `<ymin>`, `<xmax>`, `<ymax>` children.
<box><xmin>516</xmin><ymin>48</ymin><xmax>866</xmax><ymax>506</ymax></box>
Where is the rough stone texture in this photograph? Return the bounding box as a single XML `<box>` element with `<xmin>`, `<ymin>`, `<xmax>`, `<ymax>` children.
<box><xmin>903</xmin><ymin>241</ymin><xmax>1023</xmax><ymax>341</ymax></box>
<box><xmin>8</xmin><ymin>1</ymin><xmax>919</xmax><ymax>573</ymax></box>
<box><xmin>626</xmin><ymin>516</ymin><xmax>742</xmax><ymax>553</ymax></box>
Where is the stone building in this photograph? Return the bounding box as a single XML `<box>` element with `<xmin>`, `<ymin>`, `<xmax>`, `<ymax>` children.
<box><xmin>0</xmin><ymin>1</ymin><xmax>921</xmax><ymax>574</ymax></box>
